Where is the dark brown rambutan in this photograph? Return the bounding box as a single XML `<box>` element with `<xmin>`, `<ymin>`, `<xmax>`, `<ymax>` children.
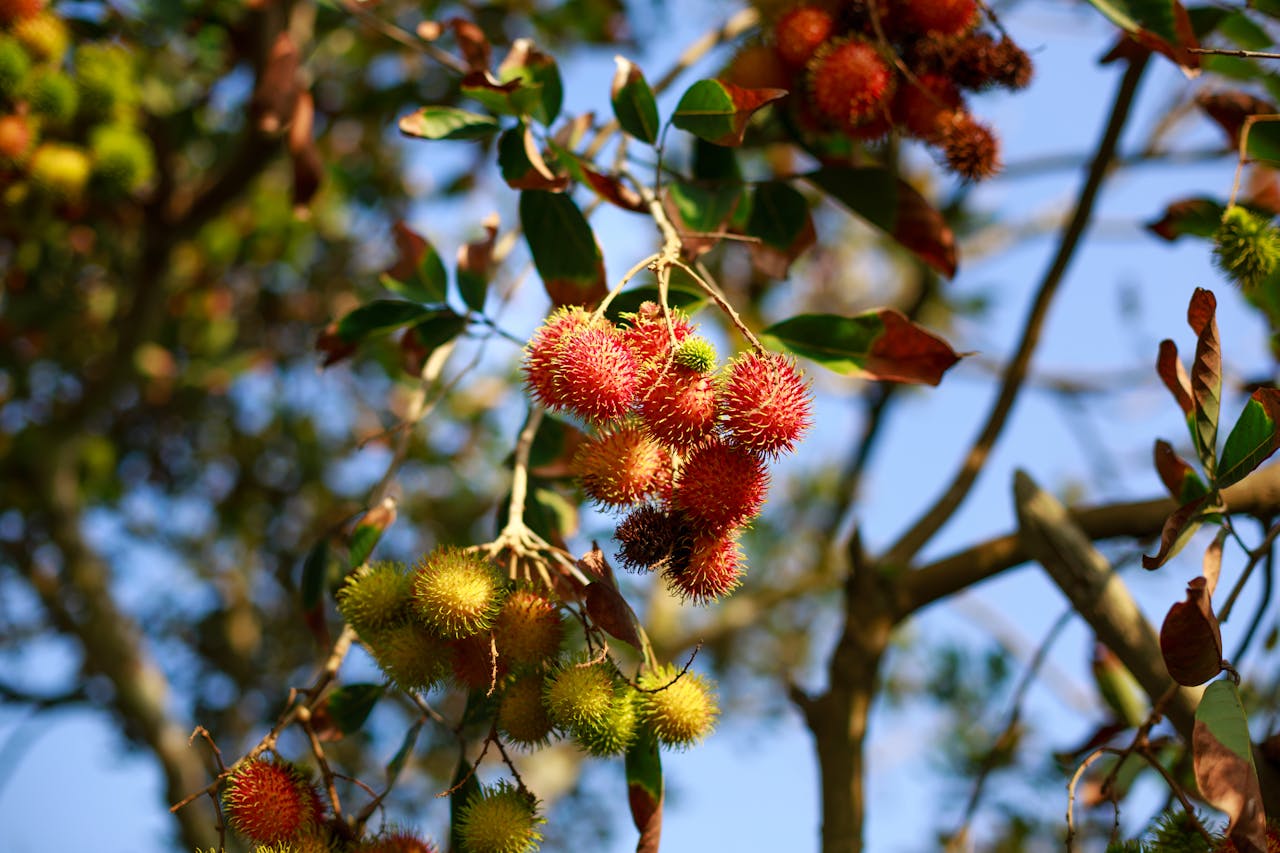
<box><xmin>222</xmin><ymin>758</ymin><xmax>323</xmax><ymax>845</ymax></box>
<box><xmin>720</xmin><ymin>351</ymin><xmax>813</xmax><ymax>456</ymax></box>
<box><xmin>892</xmin><ymin>73</ymin><xmax>963</xmax><ymax>140</ymax></box>
<box><xmin>636</xmin><ymin>363</ymin><xmax>720</xmax><ymax>451</ymax></box>
<box><xmin>571</xmin><ymin>423</ymin><xmax>673</xmax><ymax>506</ymax></box>
<box><xmin>774</xmin><ymin>5</ymin><xmax>836</xmax><ymax>69</ymax></box>
<box><xmin>936</xmin><ymin>110</ymin><xmax>1001</xmax><ymax>181</ymax></box>
<box><xmin>672</xmin><ymin>438</ymin><xmax>769</xmax><ymax>532</ymax></box>
<box><xmin>493</xmin><ymin>587</ymin><xmax>564</xmax><ymax>667</ymax></box>
<box><xmin>807</xmin><ymin>38</ymin><xmax>893</xmax><ymax>127</ymax></box>
<box><xmin>665</xmin><ymin>532</ymin><xmax>745</xmax><ymax>604</ymax></box>
<box><xmin>614</xmin><ymin>504</ymin><xmax>691</xmax><ymax>573</ymax></box>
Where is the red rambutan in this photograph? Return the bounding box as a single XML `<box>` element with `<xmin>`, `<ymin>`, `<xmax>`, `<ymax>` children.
<box><xmin>774</xmin><ymin>5</ymin><xmax>836</xmax><ymax>69</ymax></box>
<box><xmin>720</xmin><ymin>351</ymin><xmax>813</xmax><ymax>456</ymax></box>
<box><xmin>936</xmin><ymin>110</ymin><xmax>1001</xmax><ymax>181</ymax></box>
<box><xmin>892</xmin><ymin>73</ymin><xmax>963</xmax><ymax>140</ymax></box>
<box><xmin>636</xmin><ymin>363</ymin><xmax>720</xmax><ymax>451</ymax></box>
<box><xmin>807</xmin><ymin>38</ymin><xmax>893</xmax><ymax>127</ymax></box>
<box><xmin>672</xmin><ymin>438</ymin><xmax>769</xmax><ymax>532</ymax></box>
<box><xmin>571</xmin><ymin>423</ymin><xmax>673</xmax><ymax>506</ymax></box>
<box><xmin>222</xmin><ymin>758</ymin><xmax>323</xmax><ymax>845</ymax></box>
<box><xmin>665</xmin><ymin>532</ymin><xmax>745</xmax><ymax>604</ymax></box>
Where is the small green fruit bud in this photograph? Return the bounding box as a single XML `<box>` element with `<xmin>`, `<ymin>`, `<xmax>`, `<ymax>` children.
<box><xmin>636</xmin><ymin>663</ymin><xmax>719</xmax><ymax>748</ymax></box>
<box><xmin>1213</xmin><ymin>205</ymin><xmax>1280</xmax><ymax>289</ymax></box>
<box><xmin>457</xmin><ymin>780</ymin><xmax>543</xmax><ymax>853</ymax></box>
<box><xmin>411</xmin><ymin>547</ymin><xmax>507</xmax><ymax>639</ymax></box>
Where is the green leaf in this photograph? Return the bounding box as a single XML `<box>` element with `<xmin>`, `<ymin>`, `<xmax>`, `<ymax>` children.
<box><xmin>762</xmin><ymin>311</ymin><xmax>962</xmax><ymax>386</ymax></box>
<box><xmin>625</xmin><ymin>729</ymin><xmax>663</xmax><ymax>852</ymax></box>
<box><xmin>519</xmin><ymin>190</ymin><xmax>606</xmax><ymax>306</ymax></box>
<box><xmin>611</xmin><ymin>57</ymin><xmax>660</xmax><ymax>145</ymax></box>
<box><xmin>1217</xmin><ymin>388</ymin><xmax>1280</xmax><ymax>488</ymax></box>
<box><xmin>398</xmin><ymin>106</ymin><xmax>500</xmax><ymax>141</ymax></box>
<box><xmin>671</xmin><ymin>79</ymin><xmax>786</xmax><ymax>147</ymax></box>
<box><xmin>336</xmin><ymin>300</ymin><xmax>435</xmax><ymax>344</ymax></box>
<box><xmin>385</xmin><ymin>719</ymin><xmax>423</xmax><ymax>785</ymax></box>
<box><xmin>327</xmin><ymin>683</ymin><xmax>382</xmax><ymax>734</ymax></box>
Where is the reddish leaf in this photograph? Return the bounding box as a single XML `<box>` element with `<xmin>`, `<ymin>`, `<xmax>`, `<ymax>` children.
<box><xmin>585</xmin><ymin>582</ymin><xmax>644</xmax><ymax>651</ymax></box>
<box><xmin>1195</xmin><ymin>680</ymin><xmax>1267</xmax><ymax>853</ymax></box>
<box><xmin>1153</xmin><ymin>439</ymin><xmax>1208</xmax><ymax>503</ymax></box>
<box><xmin>1142</xmin><ymin>494</ymin><xmax>1212</xmax><ymax>570</ymax></box>
<box><xmin>1188</xmin><ymin>288</ymin><xmax>1222</xmax><ymax>476</ymax></box>
<box><xmin>1146</xmin><ymin>197</ymin><xmax>1223</xmax><ymax>242</ymax></box>
<box><xmin>670</xmin><ymin>79</ymin><xmax>787</xmax><ymax>147</ymax></box>
<box><xmin>251</xmin><ymin>31</ymin><xmax>300</xmax><ymax>134</ymax></box>
<box><xmin>1160</xmin><ymin>576</ymin><xmax>1223</xmax><ymax>685</ymax></box>
<box><xmin>1197</xmin><ymin>90</ymin><xmax>1277</xmax><ymax>148</ymax></box>
<box><xmin>1157</xmin><ymin>339</ymin><xmax>1194</xmax><ymax>415</ymax></box>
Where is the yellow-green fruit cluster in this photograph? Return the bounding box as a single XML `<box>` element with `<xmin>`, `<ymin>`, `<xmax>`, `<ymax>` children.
<box><xmin>457</xmin><ymin>780</ymin><xmax>543</xmax><ymax>853</ymax></box>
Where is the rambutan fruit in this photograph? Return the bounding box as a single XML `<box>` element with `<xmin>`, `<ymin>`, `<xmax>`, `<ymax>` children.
<box><xmin>572</xmin><ymin>685</ymin><xmax>639</xmax><ymax>756</ymax></box>
<box><xmin>892</xmin><ymin>73</ymin><xmax>963</xmax><ymax>140</ymax></box>
<box><xmin>724</xmin><ymin>42</ymin><xmax>793</xmax><ymax>91</ymax></box>
<box><xmin>12</xmin><ymin>11</ymin><xmax>66</xmax><ymax>63</ymax></box>
<box><xmin>720</xmin><ymin>350</ymin><xmax>813</xmax><ymax>456</ymax></box>
<box><xmin>544</xmin><ymin>659</ymin><xmax>617</xmax><ymax>732</ymax></box>
<box><xmin>355</xmin><ymin>827</ymin><xmax>440</xmax><ymax>853</ymax></box>
<box><xmin>619</xmin><ymin>301</ymin><xmax>693</xmax><ymax>373</ymax></box>
<box><xmin>456</xmin><ymin>780</ymin><xmax>544</xmax><ymax>853</ymax></box>
<box><xmin>222</xmin><ymin>758</ymin><xmax>323</xmax><ymax>845</ymax></box>
<box><xmin>493</xmin><ymin>588</ymin><xmax>564</xmax><ymax>667</ymax></box>
<box><xmin>672</xmin><ymin>438</ymin><xmax>769</xmax><ymax>532</ymax></box>
<box><xmin>0</xmin><ymin>0</ymin><xmax>43</xmax><ymax>25</ymax></box>
<box><xmin>635</xmin><ymin>363</ymin><xmax>719</xmax><ymax>451</ymax></box>
<box><xmin>0</xmin><ymin>113</ymin><xmax>33</xmax><ymax>165</ymax></box>
<box><xmin>337</xmin><ymin>561</ymin><xmax>414</xmax><ymax>640</ymax></box>
<box><xmin>665</xmin><ymin>532</ymin><xmax>745</xmax><ymax>604</ymax></box>
<box><xmin>1214</xmin><ymin>205</ymin><xmax>1280</xmax><ymax>289</ymax></box>
<box><xmin>570</xmin><ymin>423</ymin><xmax>673</xmax><ymax>506</ymax></box>
<box><xmin>549</xmin><ymin>322</ymin><xmax>639</xmax><ymax>423</ymax></box>
<box><xmin>412</xmin><ymin>547</ymin><xmax>507</xmax><ymax>639</ymax></box>
<box><xmin>498</xmin><ymin>673</ymin><xmax>555</xmax><ymax>747</ymax></box>
<box><xmin>614</xmin><ymin>504</ymin><xmax>691</xmax><ymax>573</ymax></box>
<box><xmin>936</xmin><ymin>110</ymin><xmax>1001</xmax><ymax>181</ymax></box>
<box><xmin>636</xmin><ymin>664</ymin><xmax>720</xmax><ymax>747</ymax></box>
<box><xmin>449</xmin><ymin>631</ymin><xmax>509</xmax><ymax>691</ymax></box>
<box><xmin>0</xmin><ymin>35</ymin><xmax>31</xmax><ymax>99</ymax></box>
<box><xmin>774</xmin><ymin>5</ymin><xmax>836</xmax><ymax>69</ymax></box>
<box><xmin>28</xmin><ymin>142</ymin><xmax>90</xmax><ymax>202</ymax></box>
<box><xmin>895</xmin><ymin>0</ymin><xmax>978</xmax><ymax>37</ymax></box>
<box><xmin>807</xmin><ymin>38</ymin><xmax>893</xmax><ymax>127</ymax></box>
<box><xmin>369</xmin><ymin>622</ymin><xmax>453</xmax><ymax>691</ymax></box>
<box><xmin>522</xmin><ymin>306</ymin><xmax>593</xmax><ymax>408</ymax></box>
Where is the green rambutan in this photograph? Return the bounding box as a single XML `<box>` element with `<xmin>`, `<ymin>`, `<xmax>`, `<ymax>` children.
<box><xmin>719</xmin><ymin>350</ymin><xmax>813</xmax><ymax>456</ymax></box>
<box><xmin>222</xmin><ymin>758</ymin><xmax>323</xmax><ymax>845</ymax></box>
<box><xmin>1214</xmin><ymin>205</ymin><xmax>1280</xmax><ymax>289</ymax></box>
<box><xmin>412</xmin><ymin>547</ymin><xmax>507</xmax><ymax>639</ymax></box>
<box><xmin>570</xmin><ymin>423</ymin><xmax>672</xmax><ymax>506</ymax></box>
<box><xmin>456</xmin><ymin>780</ymin><xmax>544</xmax><ymax>853</ymax></box>
<box><xmin>337</xmin><ymin>561</ymin><xmax>414</xmax><ymax>640</ymax></box>
<box><xmin>498</xmin><ymin>673</ymin><xmax>556</xmax><ymax>747</ymax></box>
<box><xmin>636</xmin><ymin>663</ymin><xmax>720</xmax><ymax>747</ymax></box>
<box><xmin>493</xmin><ymin>588</ymin><xmax>564</xmax><ymax>668</ymax></box>
<box><xmin>671</xmin><ymin>438</ymin><xmax>769</xmax><ymax>532</ymax></box>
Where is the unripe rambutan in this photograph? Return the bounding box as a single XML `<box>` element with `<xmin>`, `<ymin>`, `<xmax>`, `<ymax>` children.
<box><xmin>498</xmin><ymin>672</ymin><xmax>555</xmax><ymax>746</ymax></box>
<box><xmin>636</xmin><ymin>664</ymin><xmax>720</xmax><ymax>747</ymax></box>
<box><xmin>338</xmin><ymin>561</ymin><xmax>414</xmax><ymax>640</ymax></box>
<box><xmin>636</xmin><ymin>363</ymin><xmax>719</xmax><ymax>450</ymax></box>
<box><xmin>0</xmin><ymin>0</ymin><xmax>44</xmax><ymax>25</ymax></box>
<box><xmin>89</xmin><ymin>123</ymin><xmax>155</xmax><ymax>195</ymax></box>
<box><xmin>570</xmin><ymin>423</ymin><xmax>672</xmax><ymax>506</ymax></box>
<box><xmin>355</xmin><ymin>827</ymin><xmax>440</xmax><ymax>853</ymax></box>
<box><xmin>450</xmin><ymin>632</ymin><xmax>509</xmax><ymax>691</ymax></box>
<box><xmin>672</xmin><ymin>439</ymin><xmax>769</xmax><ymax>532</ymax></box>
<box><xmin>808</xmin><ymin>38</ymin><xmax>893</xmax><ymax>127</ymax></box>
<box><xmin>25</xmin><ymin>68</ymin><xmax>77</xmax><ymax>126</ymax></box>
<box><xmin>0</xmin><ymin>35</ymin><xmax>31</xmax><ymax>99</ymax></box>
<box><xmin>892</xmin><ymin>73</ymin><xmax>963</xmax><ymax>141</ymax></box>
<box><xmin>774</xmin><ymin>5</ymin><xmax>835</xmax><ymax>69</ymax></box>
<box><xmin>28</xmin><ymin>142</ymin><xmax>90</xmax><ymax>202</ymax></box>
<box><xmin>412</xmin><ymin>547</ymin><xmax>507</xmax><ymax>639</ymax></box>
<box><xmin>544</xmin><ymin>659</ymin><xmax>617</xmax><ymax>731</ymax></box>
<box><xmin>12</xmin><ymin>11</ymin><xmax>66</xmax><ymax>63</ymax></box>
<box><xmin>614</xmin><ymin>504</ymin><xmax>691</xmax><ymax>573</ymax></box>
<box><xmin>621</xmin><ymin>301</ymin><xmax>694</xmax><ymax>374</ymax></box>
<box><xmin>369</xmin><ymin>622</ymin><xmax>453</xmax><ymax>691</ymax></box>
<box><xmin>665</xmin><ymin>532</ymin><xmax>745</xmax><ymax>604</ymax></box>
<box><xmin>936</xmin><ymin>110</ymin><xmax>1001</xmax><ymax>181</ymax></box>
<box><xmin>456</xmin><ymin>780</ymin><xmax>544</xmax><ymax>853</ymax></box>
<box><xmin>0</xmin><ymin>113</ymin><xmax>33</xmax><ymax>165</ymax></box>
<box><xmin>522</xmin><ymin>306</ymin><xmax>593</xmax><ymax>407</ymax></box>
<box><xmin>1214</xmin><ymin>206</ymin><xmax>1280</xmax><ymax>289</ymax></box>
<box><xmin>493</xmin><ymin>588</ymin><xmax>564</xmax><ymax>667</ymax></box>
<box><xmin>551</xmin><ymin>323</ymin><xmax>639</xmax><ymax>423</ymax></box>
<box><xmin>573</xmin><ymin>684</ymin><xmax>639</xmax><ymax>756</ymax></box>
<box><xmin>720</xmin><ymin>350</ymin><xmax>813</xmax><ymax>456</ymax></box>
<box><xmin>895</xmin><ymin>0</ymin><xmax>978</xmax><ymax>37</ymax></box>
<box><xmin>672</xmin><ymin>336</ymin><xmax>717</xmax><ymax>373</ymax></box>
<box><xmin>724</xmin><ymin>42</ymin><xmax>793</xmax><ymax>91</ymax></box>
<box><xmin>222</xmin><ymin>758</ymin><xmax>323</xmax><ymax>845</ymax></box>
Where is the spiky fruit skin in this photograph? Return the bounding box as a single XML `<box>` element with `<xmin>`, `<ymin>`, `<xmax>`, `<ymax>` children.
<box><xmin>614</xmin><ymin>504</ymin><xmax>689</xmax><ymax>573</ymax></box>
<box><xmin>636</xmin><ymin>664</ymin><xmax>719</xmax><ymax>747</ymax></box>
<box><xmin>937</xmin><ymin>111</ymin><xmax>1000</xmax><ymax>181</ymax></box>
<box><xmin>636</xmin><ymin>364</ymin><xmax>719</xmax><ymax>451</ymax></box>
<box><xmin>896</xmin><ymin>0</ymin><xmax>978</xmax><ymax>37</ymax></box>
<box><xmin>1214</xmin><ymin>206</ymin><xmax>1280</xmax><ymax>289</ymax></box>
<box><xmin>775</xmin><ymin>5</ymin><xmax>835</xmax><ymax>69</ymax></box>
<box><xmin>28</xmin><ymin>142</ymin><xmax>90</xmax><ymax>202</ymax></box>
<box><xmin>724</xmin><ymin>43</ymin><xmax>793</xmax><ymax>91</ymax></box>
<box><xmin>620</xmin><ymin>301</ymin><xmax>693</xmax><ymax>371</ymax></box>
<box><xmin>0</xmin><ymin>35</ymin><xmax>31</xmax><ymax>99</ymax></box>
<box><xmin>370</xmin><ymin>622</ymin><xmax>453</xmax><ymax>691</ymax></box>
<box><xmin>720</xmin><ymin>351</ymin><xmax>813</xmax><ymax>456</ymax></box>
<box><xmin>456</xmin><ymin>781</ymin><xmax>543</xmax><ymax>853</ymax></box>
<box><xmin>672</xmin><ymin>438</ymin><xmax>769</xmax><ymax>532</ymax></box>
<box><xmin>498</xmin><ymin>673</ymin><xmax>555</xmax><ymax>746</ymax></box>
<box><xmin>544</xmin><ymin>660</ymin><xmax>616</xmax><ymax>732</ymax></box>
<box><xmin>412</xmin><ymin>547</ymin><xmax>507</xmax><ymax>639</ymax></box>
<box><xmin>89</xmin><ymin>123</ymin><xmax>155</xmax><ymax>195</ymax></box>
<box><xmin>450</xmin><ymin>632</ymin><xmax>509</xmax><ymax>691</ymax></box>
<box><xmin>337</xmin><ymin>561</ymin><xmax>413</xmax><ymax>639</ymax></box>
<box><xmin>892</xmin><ymin>73</ymin><xmax>963</xmax><ymax>141</ymax></box>
<box><xmin>222</xmin><ymin>758</ymin><xmax>322</xmax><ymax>845</ymax></box>
<box><xmin>493</xmin><ymin>589</ymin><xmax>564</xmax><ymax>667</ymax></box>
<box><xmin>0</xmin><ymin>113</ymin><xmax>32</xmax><ymax>165</ymax></box>
<box><xmin>25</xmin><ymin>68</ymin><xmax>77</xmax><ymax>126</ymax></box>
<box><xmin>12</xmin><ymin>11</ymin><xmax>67</xmax><ymax>63</ymax></box>
<box><xmin>571</xmin><ymin>424</ymin><xmax>671</xmax><ymax>506</ymax></box>
<box><xmin>0</xmin><ymin>0</ymin><xmax>44</xmax><ymax>25</ymax></box>
<box><xmin>672</xmin><ymin>337</ymin><xmax>717</xmax><ymax>373</ymax></box>
<box><xmin>356</xmin><ymin>827</ymin><xmax>440</xmax><ymax>853</ymax></box>
<box><xmin>74</xmin><ymin>43</ymin><xmax>139</xmax><ymax>123</ymax></box>
<box><xmin>522</xmin><ymin>307</ymin><xmax>591</xmax><ymax>407</ymax></box>
<box><xmin>551</xmin><ymin>324</ymin><xmax>638</xmax><ymax>422</ymax></box>
<box><xmin>808</xmin><ymin>39</ymin><xmax>892</xmax><ymax>127</ymax></box>
<box><xmin>573</xmin><ymin>685</ymin><xmax>638</xmax><ymax>756</ymax></box>
<box><xmin>666</xmin><ymin>532</ymin><xmax>744</xmax><ymax>604</ymax></box>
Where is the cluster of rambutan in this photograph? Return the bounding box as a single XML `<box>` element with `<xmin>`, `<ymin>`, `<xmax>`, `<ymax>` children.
<box><xmin>0</xmin><ymin>0</ymin><xmax>153</xmax><ymax>210</ymax></box>
<box><xmin>522</xmin><ymin>300</ymin><xmax>813</xmax><ymax>604</ymax></box>
<box><xmin>727</xmin><ymin>0</ymin><xmax>1032</xmax><ymax>181</ymax></box>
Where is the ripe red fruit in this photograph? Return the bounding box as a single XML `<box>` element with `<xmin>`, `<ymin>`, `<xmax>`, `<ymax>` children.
<box><xmin>666</xmin><ymin>532</ymin><xmax>744</xmax><ymax>604</ymax></box>
<box><xmin>808</xmin><ymin>38</ymin><xmax>893</xmax><ymax>127</ymax></box>
<box><xmin>672</xmin><ymin>438</ymin><xmax>769</xmax><ymax>532</ymax></box>
<box><xmin>937</xmin><ymin>110</ymin><xmax>1001</xmax><ymax>181</ymax></box>
<box><xmin>720</xmin><ymin>351</ymin><xmax>813</xmax><ymax>456</ymax></box>
<box><xmin>774</xmin><ymin>5</ymin><xmax>835</xmax><ymax>69</ymax></box>
<box><xmin>636</xmin><ymin>363</ymin><xmax>719</xmax><ymax>450</ymax></box>
<box><xmin>896</xmin><ymin>0</ymin><xmax>978</xmax><ymax>37</ymax></box>
<box><xmin>222</xmin><ymin>758</ymin><xmax>323</xmax><ymax>844</ymax></box>
<box><xmin>892</xmin><ymin>73</ymin><xmax>963</xmax><ymax>140</ymax></box>
<box><xmin>571</xmin><ymin>423</ymin><xmax>673</xmax><ymax>505</ymax></box>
